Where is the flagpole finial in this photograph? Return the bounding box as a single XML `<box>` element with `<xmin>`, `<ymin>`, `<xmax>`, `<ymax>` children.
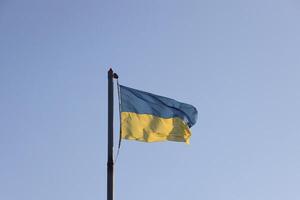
<box><xmin>108</xmin><ymin>68</ymin><xmax>113</xmax><ymax>78</ymax></box>
<box><xmin>108</xmin><ymin>68</ymin><xmax>118</xmax><ymax>79</ymax></box>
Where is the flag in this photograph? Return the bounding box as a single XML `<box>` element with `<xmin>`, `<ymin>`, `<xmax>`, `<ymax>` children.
<box><xmin>119</xmin><ymin>85</ymin><xmax>198</xmax><ymax>144</ymax></box>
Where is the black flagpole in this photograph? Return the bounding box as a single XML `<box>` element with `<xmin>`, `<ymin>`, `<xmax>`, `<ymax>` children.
<box><xmin>107</xmin><ymin>68</ymin><xmax>114</xmax><ymax>200</ymax></box>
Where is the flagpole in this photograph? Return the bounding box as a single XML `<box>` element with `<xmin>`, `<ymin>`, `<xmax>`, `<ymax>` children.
<box><xmin>107</xmin><ymin>68</ymin><xmax>114</xmax><ymax>200</ymax></box>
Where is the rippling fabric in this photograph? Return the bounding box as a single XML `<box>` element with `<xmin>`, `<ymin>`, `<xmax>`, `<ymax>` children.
<box><xmin>120</xmin><ymin>85</ymin><xmax>198</xmax><ymax>144</ymax></box>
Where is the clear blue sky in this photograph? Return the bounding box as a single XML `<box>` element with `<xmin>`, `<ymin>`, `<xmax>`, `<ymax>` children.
<box><xmin>1</xmin><ymin>0</ymin><xmax>300</xmax><ymax>199</ymax></box>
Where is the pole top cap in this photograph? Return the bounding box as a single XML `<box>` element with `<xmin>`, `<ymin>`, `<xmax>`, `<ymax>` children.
<box><xmin>108</xmin><ymin>68</ymin><xmax>118</xmax><ymax>79</ymax></box>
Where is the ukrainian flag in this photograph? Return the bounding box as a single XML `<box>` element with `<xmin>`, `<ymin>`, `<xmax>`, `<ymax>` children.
<box><xmin>120</xmin><ymin>85</ymin><xmax>198</xmax><ymax>144</ymax></box>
